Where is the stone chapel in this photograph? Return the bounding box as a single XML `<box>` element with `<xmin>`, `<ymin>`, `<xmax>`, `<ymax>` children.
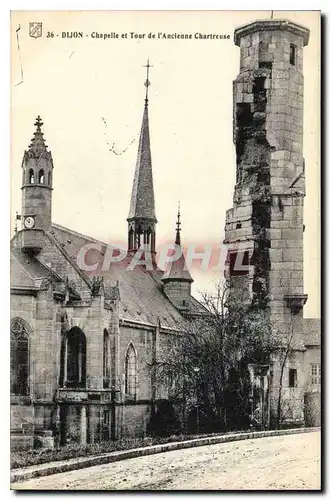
<box><xmin>10</xmin><ymin>70</ymin><xmax>205</xmax><ymax>450</ymax></box>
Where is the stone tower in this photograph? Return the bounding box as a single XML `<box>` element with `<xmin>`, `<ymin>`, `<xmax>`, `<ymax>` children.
<box><xmin>127</xmin><ymin>61</ymin><xmax>157</xmax><ymax>256</ymax></box>
<box><xmin>224</xmin><ymin>19</ymin><xmax>310</xmax><ymax>426</ymax></box>
<box><xmin>21</xmin><ymin>116</ymin><xmax>53</xmax><ymax>252</ymax></box>
<box><xmin>162</xmin><ymin>208</ymin><xmax>193</xmax><ymax>311</ymax></box>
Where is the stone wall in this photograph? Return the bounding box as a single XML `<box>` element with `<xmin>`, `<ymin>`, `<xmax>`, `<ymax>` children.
<box><xmin>117</xmin><ymin>403</ymin><xmax>151</xmax><ymax>439</ymax></box>
<box><xmin>119</xmin><ymin>325</ymin><xmax>154</xmax><ymax>401</ymax></box>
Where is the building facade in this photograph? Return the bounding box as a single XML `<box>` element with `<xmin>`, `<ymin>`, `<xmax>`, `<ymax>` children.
<box><xmin>224</xmin><ymin>19</ymin><xmax>320</xmax><ymax>427</ymax></box>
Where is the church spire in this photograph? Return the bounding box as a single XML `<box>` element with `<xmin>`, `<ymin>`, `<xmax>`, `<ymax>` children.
<box><xmin>127</xmin><ymin>60</ymin><xmax>157</xmax><ymax>254</ymax></box>
<box><xmin>175</xmin><ymin>202</ymin><xmax>181</xmax><ymax>246</ymax></box>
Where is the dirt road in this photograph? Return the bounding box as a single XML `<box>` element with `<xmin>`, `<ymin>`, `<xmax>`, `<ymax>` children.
<box><xmin>13</xmin><ymin>431</ymin><xmax>321</xmax><ymax>491</ymax></box>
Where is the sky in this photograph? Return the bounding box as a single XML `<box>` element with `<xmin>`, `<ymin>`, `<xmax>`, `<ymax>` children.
<box><xmin>10</xmin><ymin>10</ymin><xmax>320</xmax><ymax>317</ymax></box>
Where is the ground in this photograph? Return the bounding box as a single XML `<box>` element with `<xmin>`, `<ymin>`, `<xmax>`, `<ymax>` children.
<box><xmin>13</xmin><ymin>431</ymin><xmax>321</xmax><ymax>491</ymax></box>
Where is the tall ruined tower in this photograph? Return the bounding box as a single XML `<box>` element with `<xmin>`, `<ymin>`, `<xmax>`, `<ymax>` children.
<box><xmin>224</xmin><ymin>20</ymin><xmax>310</xmax><ymax>425</ymax></box>
<box><xmin>20</xmin><ymin>116</ymin><xmax>53</xmax><ymax>252</ymax></box>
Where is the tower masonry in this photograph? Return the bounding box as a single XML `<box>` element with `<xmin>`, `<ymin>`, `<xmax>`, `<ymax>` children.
<box><xmin>225</xmin><ymin>20</ymin><xmax>310</xmax><ymax>426</ymax></box>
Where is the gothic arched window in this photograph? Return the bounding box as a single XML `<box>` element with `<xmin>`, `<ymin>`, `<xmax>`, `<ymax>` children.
<box><xmin>103</xmin><ymin>329</ymin><xmax>110</xmax><ymax>388</ymax></box>
<box><xmin>125</xmin><ymin>343</ymin><xmax>137</xmax><ymax>398</ymax></box>
<box><xmin>10</xmin><ymin>318</ymin><xmax>30</xmax><ymax>396</ymax></box>
<box><xmin>28</xmin><ymin>168</ymin><xmax>34</xmax><ymax>184</ymax></box>
<box><xmin>38</xmin><ymin>169</ymin><xmax>45</xmax><ymax>184</ymax></box>
<box><xmin>60</xmin><ymin>327</ymin><xmax>86</xmax><ymax>388</ymax></box>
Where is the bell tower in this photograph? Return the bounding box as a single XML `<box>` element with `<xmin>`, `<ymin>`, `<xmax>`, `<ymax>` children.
<box><xmin>21</xmin><ymin>116</ymin><xmax>53</xmax><ymax>253</ymax></box>
<box><xmin>127</xmin><ymin>60</ymin><xmax>157</xmax><ymax>256</ymax></box>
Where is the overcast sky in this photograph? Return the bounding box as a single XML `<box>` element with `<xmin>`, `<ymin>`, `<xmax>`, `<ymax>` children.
<box><xmin>11</xmin><ymin>10</ymin><xmax>320</xmax><ymax>317</ymax></box>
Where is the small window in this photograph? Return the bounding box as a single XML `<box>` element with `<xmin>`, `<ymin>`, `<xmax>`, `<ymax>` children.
<box><xmin>48</xmin><ymin>172</ymin><xmax>51</xmax><ymax>185</ymax></box>
<box><xmin>28</xmin><ymin>169</ymin><xmax>34</xmax><ymax>184</ymax></box>
<box><xmin>290</xmin><ymin>44</ymin><xmax>296</xmax><ymax>65</ymax></box>
<box><xmin>311</xmin><ymin>364</ymin><xmax>321</xmax><ymax>385</ymax></box>
<box><xmin>38</xmin><ymin>169</ymin><xmax>44</xmax><ymax>184</ymax></box>
<box><xmin>289</xmin><ymin>368</ymin><xmax>297</xmax><ymax>387</ymax></box>
<box><xmin>103</xmin><ymin>329</ymin><xmax>110</xmax><ymax>389</ymax></box>
<box><xmin>236</xmin><ymin>223</ymin><xmax>242</xmax><ymax>229</ymax></box>
<box><xmin>103</xmin><ymin>409</ymin><xmax>110</xmax><ymax>426</ymax></box>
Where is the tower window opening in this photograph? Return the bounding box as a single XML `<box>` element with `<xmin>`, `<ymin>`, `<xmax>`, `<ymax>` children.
<box><xmin>259</xmin><ymin>62</ymin><xmax>272</xmax><ymax>71</ymax></box>
<box><xmin>253</xmin><ymin>77</ymin><xmax>266</xmax><ymax>93</ymax></box>
<box><xmin>228</xmin><ymin>250</ymin><xmax>250</xmax><ymax>277</ymax></box>
<box><xmin>48</xmin><ymin>172</ymin><xmax>51</xmax><ymax>185</ymax></box>
<box><xmin>28</xmin><ymin>169</ymin><xmax>35</xmax><ymax>184</ymax></box>
<box><xmin>236</xmin><ymin>222</ymin><xmax>242</xmax><ymax>229</ymax></box>
<box><xmin>236</xmin><ymin>103</ymin><xmax>253</xmax><ymax>127</ymax></box>
<box><xmin>290</xmin><ymin>44</ymin><xmax>296</xmax><ymax>65</ymax></box>
<box><xmin>289</xmin><ymin>368</ymin><xmax>297</xmax><ymax>387</ymax></box>
<box><xmin>38</xmin><ymin>169</ymin><xmax>45</xmax><ymax>184</ymax></box>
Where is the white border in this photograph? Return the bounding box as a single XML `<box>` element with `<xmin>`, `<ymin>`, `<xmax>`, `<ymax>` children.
<box><xmin>2</xmin><ymin>2</ymin><xmax>327</xmax><ymax>498</ymax></box>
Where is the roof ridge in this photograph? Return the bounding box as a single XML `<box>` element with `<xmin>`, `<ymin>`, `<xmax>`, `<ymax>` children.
<box><xmin>35</xmin><ymin>257</ymin><xmax>63</xmax><ymax>282</ymax></box>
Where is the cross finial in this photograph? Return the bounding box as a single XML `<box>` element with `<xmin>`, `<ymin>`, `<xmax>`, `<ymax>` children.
<box><xmin>34</xmin><ymin>115</ymin><xmax>43</xmax><ymax>130</ymax></box>
<box><xmin>175</xmin><ymin>202</ymin><xmax>181</xmax><ymax>246</ymax></box>
<box><xmin>143</xmin><ymin>58</ymin><xmax>153</xmax><ymax>105</ymax></box>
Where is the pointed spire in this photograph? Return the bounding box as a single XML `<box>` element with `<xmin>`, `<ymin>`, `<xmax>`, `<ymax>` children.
<box><xmin>28</xmin><ymin>115</ymin><xmax>48</xmax><ymax>155</ymax></box>
<box><xmin>175</xmin><ymin>202</ymin><xmax>181</xmax><ymax>246</ymax></box>
<box><xmin>162</xmin><ymin>209</ymin><xmax>193</xmax><ymax>284</ymax></box>
<box><xmin>127</xmin><ymin>61</ymin><xmax>156</xmax><ymax>222</ymax></box>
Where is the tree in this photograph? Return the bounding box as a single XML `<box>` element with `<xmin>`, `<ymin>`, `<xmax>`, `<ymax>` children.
<box><xmin>274</xmin><ymin>315</ymin><xmax>296</xmax><ymax>429</ymax></box>
<box><xmin>151</xmin><ymin>280</ymin><xmax>282</xmax><ymax>434</ymax></box>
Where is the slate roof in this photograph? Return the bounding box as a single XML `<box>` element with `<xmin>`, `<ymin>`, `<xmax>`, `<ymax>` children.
<box><xmin>127</xmin><ymin>103</ymin><xmax>156</xmax><ymax>221</ymax></box>
<box><xmin>304</xmin><ymin>318</ymin><xmax>321</xmax><ymax>347</ymax></box>
<box><xmin>162</xmin><ymin>245</ymin><xmax>193</xmax><ymax>283</ymax></box>
<box><xmin>50</xmin><ymin>223</ymin><xmax>202</xmax><ymax>330</ymax></box>
<box><xmin>10</xmin><ymin>247</ymin><xmax>58</xmax><ymax>290</ymax></box>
